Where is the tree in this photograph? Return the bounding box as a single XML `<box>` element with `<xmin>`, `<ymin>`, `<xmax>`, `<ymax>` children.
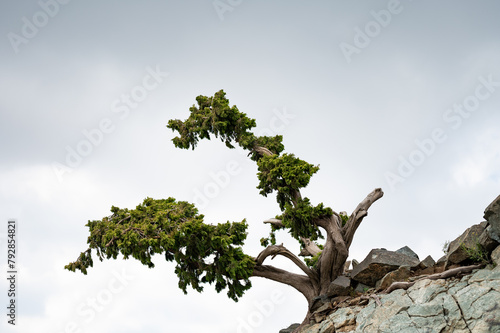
<box><xmin>66</xmin><ymin>89</ymin><xmax>383</xmax><ymax>330</ymax></box>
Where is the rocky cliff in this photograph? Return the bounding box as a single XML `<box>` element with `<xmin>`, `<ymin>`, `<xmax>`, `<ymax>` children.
<box><xmin>296</xmin><ymin>264</ymin><xmax>500</xmax><ymax>333</ymax></box>
<box><xmin>280</xmin><ymin>195</ymin><xmax>500</xmax><ymax>333</ymax></box>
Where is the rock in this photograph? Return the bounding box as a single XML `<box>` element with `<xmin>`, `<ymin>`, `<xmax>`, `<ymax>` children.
<box><xmin>376</xmin><ymin>265</ymin><xmax>411</xmax><ymax>290</ymax></box>
<box><xmin>396</xmin><ymin>246</ymin><xmax>419</xmax><ymax>260</ymax></box>
<box><xmin>492</xmin><ymin>245</ymin><xmax>500</xmax><ymax>266</ymax></box>
<box><xmin>414</xmin><ymin>255</ymin><xmax>436</xmax><ymax>275</ymax></box>
<box><xmin>482</xmin><ymin>225</ymin><xmax>500</xmax><ymax>252</ymax></box>
<box><xmin>484</xmin><ymin>194</ymin><xmax>500</xmax><ymax>243</ymax></box>
<box><xmin>299</xmin><ymin>323</ymin><xmax>320</xmax><ymax>333</ymax></box>
<box><xmin>279</xmin><ymin>323</ymin><xmax>300</xmax><ymax>333</ymax></box>
<box><xmin>436</xmin><ymin>255</ymin><xmax>447</xmax><ymax>264</ymax></box>
<box><xmin>354</xmin><ymin>282</ymin><xmax>371</xmax><ymax>294</ymax></box>
<box><xmin>446</xmin><ymin>222</ymin><xmax>496</xmax><ymax>267</ymax></box>
<box><xmin>435</xmin><ymin>255</ymin><xmax>447</xmax><ymax>273</ymax></box>
<box><xmin>418</xmin><ymin>255</ymin><xmax>435</xmax><ymax>270</ymax></box>
<box><xmin>351</xmin><ymin>259</ymin><xmax>359</xmax><ymax>268</ymax></box>
<box><xmin>343</xmin><ymin>260</ymin><xmax>351</xmax><ymax>272</ymax></box>
<box><xmin>310</xmin><ymin>294</ymin><xmax>330</xmax><ymax>313</ymax></box>
<box><xmin>316</xmin><ymin>320</ymin><xmax>335</xmax><ymax>333</ymax></box>
<box><xmin>326</xmin><ymin>275</ymin><xmax>351</xmax><ymax>297</ymax></box>
<box><xmin>303</xmin><ymin>265</ymin><xmax>500</xmax><ymax>333</ymax></box>
<box><xmin>328</xmin><ymin>307</ymin><xmax>357</xmax><ymax>331</ymax></box>
<box><xmin>351</xmin><ymin>249</ymin><xmax>420</xmax><ymax>286</ymax></box>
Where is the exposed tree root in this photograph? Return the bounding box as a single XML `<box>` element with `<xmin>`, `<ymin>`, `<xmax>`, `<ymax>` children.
<box><xmin>382</xmin><ymin>264</ymin><xmax>482</xmax><ymax>294</ymax></box>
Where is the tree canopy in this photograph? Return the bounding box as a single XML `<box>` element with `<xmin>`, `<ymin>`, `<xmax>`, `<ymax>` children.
<box><xmin>66</xmin><ymin>89</ymin><xmax>383</xmax><ymax>325</ymax></box>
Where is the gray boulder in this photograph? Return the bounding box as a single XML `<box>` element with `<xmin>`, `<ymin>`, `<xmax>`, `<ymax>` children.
<box><xmin>309</xmin><ymin>294</ymin><xmax>330</xmax><ymax>313</ymax></box>
<box><xmin>446</xmin><ymin>222</ymin><xmax>498</xmax><ymax>267</ymax></box>
<box><xmin>351</xmin><ymin>249</ymin><xmax>420</xmax><ymax>286</ymax></box>
<box><xmin>326</xmin><ymin>275</ymin><xmax>351</xmax><ymax>297</ymax></box>
<box><xmin>376</xmin><ymin>265</ymin><xmax>411</xmax><ymax>290</ymax></box>
<box><xmin>396</xmin><ymin>246</ymin><xmax>419</xmax><ymax>260</ymax></box>
<box><xmin>484</xmin><ymin>194</ymin><xmax>500</xmax><ymax>243</ymax></box>
<box><xmin>492</xmin><ymin>245</ymin><xmax>500</xmax><ymax>266</ymax></box>
<box><xmin>418</xmin><ymin>255</ymin><xmax>436</xmax><ymax>270</ymax></box>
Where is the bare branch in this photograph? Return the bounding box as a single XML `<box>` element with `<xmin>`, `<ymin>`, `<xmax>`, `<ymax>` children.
<box><xmin>343</xmin><ymin>188</ymin><xmax>384</xmax><ymax>249</ymax></box>
<box><xmin>252</xmin><ymin>265</ymin><xmax>317</xmax><ymax>305</ymax></box>
<box><xmin>299</xmin><ymin>237</ymin><xmax>322</xmax><ymax>257</ymax></box>
<box><xmin>382</xmin><ymin>264</ymin><xmax>482</xmax><ymax>294</ymax></box>
<box><xmin>255</xmin><ymin>244</ymin><xmax>318</xmax><ymax>283</ymax></box>
<box><xmin>263</xmin><ymin>218</ymin><xmax>284</xmax><ymax>228</ymax></box>
<box><xmin>253</xmin><ymin>146</ymin><xmax>273</xmax><ymax>156</ymax></box>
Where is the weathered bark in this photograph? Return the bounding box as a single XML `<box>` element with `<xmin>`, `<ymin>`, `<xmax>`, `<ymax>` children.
<box><xmin>255</xmin><ymin>244</ymin><xmax>319</xmax><ymax>285</ymax></box>
<box><xmin>254</xmin><ymin>145</ymin><xmax>274</xmax><ymax>157</ymax></box>
<box><xmin>252</xmin><ymin>188</ymin><xmax>384</xmax><ymax>331</ymax></box>
<box><xmin>263</xmin><ymin>218</ymin><xmax>284</xmax><ymax>227</ymax></box>
<box><xmin>315</xmin><ymin>215</ymin><xmax>349</xmax><ymax>293</ymax></box>
<box><xmin>299</xmin><ymin>237</ymin><xmax>322</xmax><ymax>257</ymax></box>
<box><xmin>253</xmin><ymin>142</ymin><xmax>384</xmax><ymax>330</ymax></box>
<box><xmin>342</xmin><ymin>188</ymin><xmax>384</xmax><ymax>249</ymax></box>
<box><xmin>252</xmin><ymin>265</ymin><xmax>317</xmax><ymax>306</ymax></box>
<box><xmin>262</xmin><ymin>219</ymin><xmax>321</xmax><ymax>258</ymax></box>
<box><xmin>382</xmin><ymin>264</ymin><xmax>482</xmax><ymax>294</ymax></box>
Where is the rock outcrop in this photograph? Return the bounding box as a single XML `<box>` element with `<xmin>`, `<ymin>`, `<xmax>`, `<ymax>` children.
<box><xmin>300</xmin><ymin>264</ymin><xmax>500</xmax><ymax>333</ymax></box>
<box><xmin>484</xmin><ymin>194</ymin><xmax>500</xmax><ymax>243</ymax></box>
<box><xmin>282</xmin><ymin>194</ymin><xmax>500</xmax><ymax>333</ymax></box>
<box><xmin>351</xmin><ymin>249</ymin><xmax>420</xmax><ymax>286</ymax></box>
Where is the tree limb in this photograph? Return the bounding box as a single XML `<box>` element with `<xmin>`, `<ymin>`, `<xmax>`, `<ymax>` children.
<box><xmin>263</xmin><ymin>218</ymin><xmax>284</xmax><ymax>228</ymax></box>
<box><xmin>253</xmin><ymin>146</ymin><xmax>273</xmax><ymax>157</ymax></box>
<box><xmin>299</xmin><ymin>237</ymin><xmax>322</xmax><ymax>257</ymax></box>
<box><xmin>315</xmin><ymin>215</ymin><xmax>349</xmax><ymax>293</ymax></box>
<box><xmin>343</xmin><ymin>188</ymin><xmax>384</xmax><ymax>249</ymax></box>
<box><xmin>382</xmin><ymin>264</ymin><xmax>482</xmax><ymax>294</ymax></box>
<box><xmin>255</xmin><ymin>244</ymin><xmax>318</xmax><ymax>283</ymax></box>
<box><xmin>252</xmin><ymin>265</ymin><xmax>317</xmax><ymax>305</ymax></box>
<box><xmin>262</xmin><ymin>218</ymin><xmax>321</xmax><ymax>259</ymax></box>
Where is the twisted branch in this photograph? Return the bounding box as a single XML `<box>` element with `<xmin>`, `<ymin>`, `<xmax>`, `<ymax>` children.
<box><xmin>343</xmin><ymin>188</ymin><xmax>384</xmax><ymax>249</ymax></box>
<box><xmin>255</xmin><ymin>244</ymin><xmax>318</xmax><ymax>283</ymax></box>
<box><xmin>299</xmin><ymin>237</ymin><xmax>322</xmax><ymax>257</ymax></box>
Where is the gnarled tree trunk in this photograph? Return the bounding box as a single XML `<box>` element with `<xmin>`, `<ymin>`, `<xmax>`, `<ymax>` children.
<box><xmin>252</xmin><ymin>188</ymin><xmax>384</xmax><ymax>330</ymax></box>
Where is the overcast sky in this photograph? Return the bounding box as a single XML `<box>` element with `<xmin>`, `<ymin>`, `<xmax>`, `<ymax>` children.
<box><xmin>1</xmin><ymin>1</ymin><xmax>499</xmax><ymax>332</ymax></box>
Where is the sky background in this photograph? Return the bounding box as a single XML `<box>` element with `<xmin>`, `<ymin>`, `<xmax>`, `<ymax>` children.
<box><xmin>1</xmin><ymin>1</ymin><xmax>500</xmax><ymax>332</ymax></box>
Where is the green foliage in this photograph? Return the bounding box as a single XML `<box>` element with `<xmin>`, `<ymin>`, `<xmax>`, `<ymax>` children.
<box><xmin>339</xmin><ymin>213</ymin><xmax>349</xmax><ymax>226</ymax></box>
<box><xmin>280</xmin><ymin>198</ymin><xmax>332</xmax><ymax>241</ymax></box>
<box><xmin>257</xmin><ymin>154</ymin><xmax>319</xmax><ymax>210</ymax></box>
<box><xmin>167</xmin><ymin>90</ymin><xmax>255</xmax><ymax>150</ymax></box>
<box><xmin>259</xmin><ymin>221</ymin><xmax>284</xmax><ymax>247</ymax></box>
<box><xmin>167</xmin><ymin>89</ymin><xmax>284</xmax><ymax>161</ymax></box>
<box><xmin>69</xmin><ymin>90</ymin><xmax>342</xmax><ymax>304</ymax></box>
<box><xmin>460</xmin><ymin>241</ymin><xmax>490</xmax><ymax>264</ymax></box>
<box><xmin>65</xmin><ymin>197</ymin><xmax>255</xmax><ymax>301</ymax></box>
<box><xmin>168</xmin><ymin>89</ymin><xmax>332</xmax><ymax>245</ymax></box>
<box><xmin>304</xmin><ymin>250</ymin><xmax>322</xmax><ymax>268</ymax></box>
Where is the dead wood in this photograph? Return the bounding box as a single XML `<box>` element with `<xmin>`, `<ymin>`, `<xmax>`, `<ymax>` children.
<box><xmin>382</xmin><ymin>264</ymin><xmax>482</xmax><ymax>294</ymax></box>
